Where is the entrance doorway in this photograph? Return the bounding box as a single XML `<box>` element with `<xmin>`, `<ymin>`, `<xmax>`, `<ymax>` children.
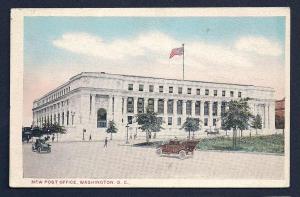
<box><xmin>97</xmin><ymin>108</ymin><xmax>107</xmax><ymax>128</ymax></box>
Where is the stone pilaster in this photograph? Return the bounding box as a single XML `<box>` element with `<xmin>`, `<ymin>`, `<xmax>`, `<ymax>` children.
<box><xmin>154</xmin><ymin>98</ymin><xmax>158</xmax><ymax>113</ymax></box>
<box><xmin>209</xmin><ymin>101</ymin><xmax>213</xmax><ymax>127</ymax></box>
<box><xmin>191</xmin><ymin>100</ymin><xmax>195</xmax><ymax>117</ymax></box>
<box><xmin>134</xmin><ymin>97</ymin><xmax>138</xmax><ymax>115</ymax></box>
<box><xmin>217</xmin><ymin>101</ymin><xmax>222</xmax><ymax>128</ymax></box>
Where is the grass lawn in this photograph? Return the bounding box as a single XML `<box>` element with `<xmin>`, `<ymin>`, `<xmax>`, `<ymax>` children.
<box><xmin>197</xmin><ymin>134</ymin><xmax>284</xmax><ymax>154</ymax></box>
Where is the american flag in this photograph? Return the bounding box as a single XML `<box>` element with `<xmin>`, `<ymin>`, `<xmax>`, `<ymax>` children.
<box><xmin>169</xmin><ymin>47</ymin><xmax>184</xmax><ymax>59</ymax></box>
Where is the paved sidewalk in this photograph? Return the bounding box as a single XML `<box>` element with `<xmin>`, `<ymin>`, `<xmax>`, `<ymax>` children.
<box><xmin>23</xmin><ymin>141</ymin><xmax>284</xmax><ymax>179</ymax></box>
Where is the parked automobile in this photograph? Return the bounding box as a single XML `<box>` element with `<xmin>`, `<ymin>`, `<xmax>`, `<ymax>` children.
<box><xmin>156</xmin><ymin>139</ymin><xmax>200</xmax><ymax>159</ymax></box>
<box><xmin>32</xmin><ymin>139</ymin><xmax>51</xmax><ymax>153</ymax></box>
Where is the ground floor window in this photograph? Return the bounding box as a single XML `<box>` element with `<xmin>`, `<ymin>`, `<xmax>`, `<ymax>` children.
<box><xmin>195</xmin><ymin>101</ymin><xmax>200</xmax><ymax>115</ymax></box>
<box><xmin>168</xmin><ymin>117</ymin><xmax>172</xmax><ymax>125</ymax></box>
<box><xmin>148</xmin><ymin>98</ymin><xmax>154</xmax><ymax>112</ymax></box>
<box><xmin>186</xmin><ymin>100</ymin><xmax>192</xmax><ymax>115</ymax></box>
<box><xmin>127</xmin><ymin>116</ymin><xmax>133</xmax><ymax>124</ymax></box>
<box><xmin>177</xmin><ymin>100</ymin><xmax>183</xmax><ymax>115</ymax></box>
<box><xmin>158</xmin><ymin>99</ymin><xmax>164</xmax><ymax>114</ymax></box>
<box><xmin>167</xmin><ymin>99</ymin><xmax>173</xmax><ymax>114</ymax></box>
<box><xmin>127</xmin><ymin>97</ymin><xmax>134</xmax><ymax>113</ymax></box>
<box><xmin>67</xmin><ymin>111</ymin><xmax>69</xmax><ymax>125</ymax></box>
<box><xmin>97</xmin><ymin>108</ymin><xmax>107</xmax><ymax>128</ymax></box>
<box><xmin>204</xmin><ymin>101</ymin><xmax>209</xmax><ymax>116</ymax></box>
<box><xmin>213</xmin><ymin>102</ymin><xmax>218</xmax><ymax>116</ymax></box>
<box><xmin>213</xmin><ymin>118</ymin><xmax>217</xmax><ymax>126</ymax></box>
<box><xmin>204</xmin><ymin>118</ymin><xmax>208</xmax><ymax>126</ymax></box>
<box><xmin>221</xmin><ymin>101</ymin><xmax>226</xmax><ymax>116</ymax></box>
<box><xmin>177</xmin><ymin>117</ymin><xmax>181</xmax><ymax>125</ymax></box>
<box><xmin>137</xmin><ymin>98</ymin><xmax>144</xmax><ymax>114</ymax></box>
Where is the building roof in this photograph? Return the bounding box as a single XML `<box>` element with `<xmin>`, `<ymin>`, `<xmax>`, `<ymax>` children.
<box><xmin>72</xmin><ymin>72</ymin><xmax>273</xmax><ymax>88</ymax></box>
<box><xmin>34</xmin><ymin>71</ymin><xmax>274</xmax><ymax>102</ymax></box>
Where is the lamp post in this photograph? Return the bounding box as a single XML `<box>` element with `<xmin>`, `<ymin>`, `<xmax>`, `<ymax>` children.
<box><xmin>82</xmin><ymin>129</ymin><xmax>86</xmax><ymax>141</ymax></box>
<box><xmin>125</xmin><ymin>124</ymin><xmax>129</xmax><ymax>144</ymax></box>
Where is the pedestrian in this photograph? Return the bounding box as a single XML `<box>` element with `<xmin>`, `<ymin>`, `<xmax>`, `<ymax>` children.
<box><xmin>134</xmin><ymin>133</ymin><xmax>137</xmax><ymax>140</ymax></box>
<box><xmin>104</xmin><ymin>137</ymin><xmax>108</xmax><ymax>148</ymax></box>
<box><xmin>52</xmin><ymin>134</ymin><xmax>55</xmax><ymax>142</ymax></box>
<box><xmin>89</xmin><ymin>134</ymin><xmax>92</xmax><ymax>141</ymax></box>
<box><xmin>129</xmin><ymin>134</ymin><xmax>132</xmax><ymax>140</ymax></box>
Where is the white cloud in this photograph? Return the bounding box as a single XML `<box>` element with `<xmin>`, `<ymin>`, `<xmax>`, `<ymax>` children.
<box><xmin>52</xmin><ymin>31</ymin><xmax>261</xmax><ymax>68</ymax></box>
<box><xmin>235</xmin><ymin>36</ymin><xmax>282</xmax><ymax>56</ymax></box>
<box><xmin>50</xmin><ymin>31</ymin><xmax>285</xmax><ymax>95</ymax></box>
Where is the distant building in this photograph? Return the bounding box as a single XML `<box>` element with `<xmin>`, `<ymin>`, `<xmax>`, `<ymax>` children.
<box><xmin>275</xmin><ymin>98</ymin><xmax>285</xmax><ymax>129</ymax></box>
<box><xmin>275</xmin><ymin>98</ymin><xmax>285</xmax><ymax>118</ymax></box>
<box><xmin>32</xmin><ymin>72</ymin><xmax>276</xmax><ymax>140</ymax></box>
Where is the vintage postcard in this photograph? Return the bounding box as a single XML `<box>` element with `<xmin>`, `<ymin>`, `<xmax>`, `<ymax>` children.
<box><xmin>10</xmin><ymin>8</ymin><xmax>290</xmax><ymax>188</ymax></box>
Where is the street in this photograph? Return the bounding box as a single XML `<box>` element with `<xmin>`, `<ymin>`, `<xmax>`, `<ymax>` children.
<box><xmin>23</xmin><ymin>141</ymin><xmax>284</xmax><ymax>179</ymax></box>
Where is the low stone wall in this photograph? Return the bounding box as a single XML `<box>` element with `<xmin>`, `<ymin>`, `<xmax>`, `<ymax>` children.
<box><xmin>46</xmin><ymin>127</ymin><xmax>278</xmax><ymax>142</ymax></box>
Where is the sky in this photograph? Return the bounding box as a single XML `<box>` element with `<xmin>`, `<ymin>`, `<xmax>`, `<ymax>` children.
<box><xmin>23</xmin><ymin>16</ymin><xmax>286</xmax><ymax>126</ymax></box>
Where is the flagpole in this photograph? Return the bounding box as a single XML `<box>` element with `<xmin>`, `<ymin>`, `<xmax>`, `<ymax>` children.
<box><xmin>182</xmin><ymin>43</ymin><xmax>185</xmax><ymax>80</ymax></box>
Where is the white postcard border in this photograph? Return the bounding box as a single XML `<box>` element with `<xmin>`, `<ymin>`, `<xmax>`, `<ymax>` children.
<box><xmin>10</xmin><ymin>8</ymin><xmax>290</xmax><ymax>188</ymax></box>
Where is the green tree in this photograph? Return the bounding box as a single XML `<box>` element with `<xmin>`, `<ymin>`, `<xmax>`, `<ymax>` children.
<box><xmin>251</xmin><ymin>114</ymin><xmax>263</xmax><ymax>135</ymax></box>
<box><xmin>181</xmin><ymin>117</ymin><xmax>201</xmax><ymax>140</ymax></box>
<box><xmin>31</xmin><ymin>126</ymin><xmax>43</xmax><ymax>137</ymax></box>
<box><xmin>41</xmin><ymin>122</ymin><xmax>66</xmax><ymax>141</ymax></box>
<box><xmin>222</xmin><ymin>98</ymin><xmax>253</xmax><ymax>149</ymax></box>
<box><xmin>136</xmin><ymin>107</ymin><xmax>164</xmax><ymax>143</ymax></box>
<box><xmin>106</xmin><ymin>120</ymin><xmax>118</xmax><ymax>140</ymax></box>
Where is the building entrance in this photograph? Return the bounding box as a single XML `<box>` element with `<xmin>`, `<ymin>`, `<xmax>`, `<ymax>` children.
<box><xmin>97</xmin><ymin>108</ymin><xmax>107</xmax><ymax>128</ymax></box>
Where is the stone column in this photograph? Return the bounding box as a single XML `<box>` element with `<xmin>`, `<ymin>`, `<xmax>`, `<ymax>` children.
<box><xmin>114</xmin><ymin>96</ymin><xmax>123</xmax><ymax>131</ymax></box>
<box><xmin>200</xmin><ymin>100</ymin><xmax>204</xmax><ymax>126</ymax></box>
<box><xmin>93</xmin><ymin>94</ymin><xmax>96</xmax><ymax>128</ymax></box>
<box><xmin>154</xmin><ymin>98</ymin><xmax>158</xmax><ymax>113</ymax></box>
<box><xmin>123</xmin><ymin>97</ymin><xmax>127</xmax><ymax>125</ymax></box>
<box><xmin>191</xmin><ymin>100</ymin><xmax>195</xmax><ymax>117</ymax></box>
<box><xmin>174</xmin><ymin>99</ymin><xmax>177</xmax><ymax>115</ymax></box>
<box><xmin>144</xmin><ymin>97</ymin><xmax>148</xmax><ymax>112</ymax></box>
<box><xmin>267</xmin><ymin>104</ymin><xmax>270</xmax><ymax>129</ymax></box>
<box><xmin>134</xmin><ymin>97</ymin><xmax>138</xmax><ymax>115</ymax></box>
<box><xmin>164</xmin><ymin>98</ymin><xmax>168</xmax><ymax>122</ymax></box>
<box><xmin>209</xmin><ymin>101</ymin><xmax>213</xmax><ymax>127</ymax></box>
<box><xmin>182</xmin><ymin>100</ymin><xmax>187</xmax><ymax>123</ymax></box>
<box><xmin>263</xmin><ymin>104</ymin><xmax>266</xmax><ymax>129</ymax></box>
<box><xmin>173</xmin><ymin>99</ymin><xmax>178</xmax><ymax>129</ymax></box>
<box><xmin>107</xmin><ymin>95</ymin><xmax>113</xmax><ymax>122</ymax></box>
<box><xmin>216</xmin><ymin>101</ymin><xmax>221</xmax><ymax>128</ymax></box>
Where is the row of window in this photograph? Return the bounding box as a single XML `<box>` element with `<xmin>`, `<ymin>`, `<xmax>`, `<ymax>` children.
<box><xmin>128</xmin><ymin>84</ymin><xmax>242</xmax><ymax>97</ymax></box>
<box><xmin>35</xmin><ymin>100</ymin><xmax>69</xmax><ymax>114</ymax></box>
<box><xmin>37</xmin><ymin>111</ymin><xmax>74</xmax><ymax>127</ymax></box>
<box><xmin>127</xmin><ymin>115</ymin><xmax>219</xmax><ymax>127</ymax></box>
<box><xmin>125</xmin><ymin>97</ymin><xmax>227</xmax><ymax>116</ymax></box>
<box><xmin>37</xmin><ymin>86</ymin><xmax>71</xmax><ymax>107</ymax></box>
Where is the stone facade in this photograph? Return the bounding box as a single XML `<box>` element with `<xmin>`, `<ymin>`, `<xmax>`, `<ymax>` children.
<box><xmin>32</xmin><ymin>72</ymin><xmax>276</xmax><ymax>140</ymax></box>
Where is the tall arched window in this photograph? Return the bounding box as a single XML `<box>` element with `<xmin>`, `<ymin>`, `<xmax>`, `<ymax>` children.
<box><xmin>97</xmin><ymin>108</ymin><xmax>107</xmax><ymax>128</ymax></box>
